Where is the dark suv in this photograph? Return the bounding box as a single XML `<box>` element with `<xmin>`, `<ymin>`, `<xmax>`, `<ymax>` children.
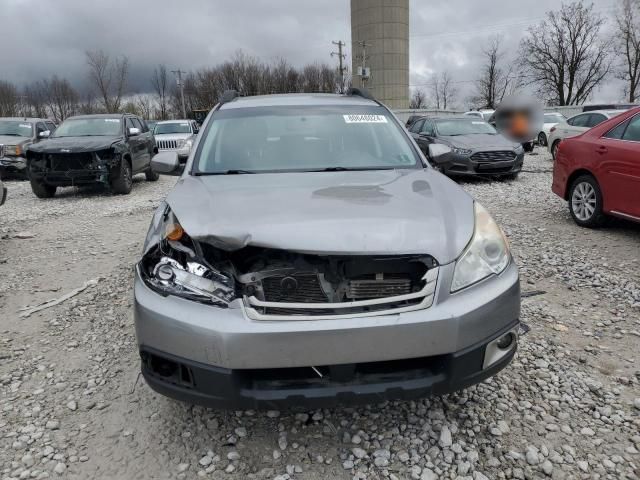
<box><xmin>26</xmin><ymin>114</ymin><xmax>158</xmax><ymax>198</ymax></box>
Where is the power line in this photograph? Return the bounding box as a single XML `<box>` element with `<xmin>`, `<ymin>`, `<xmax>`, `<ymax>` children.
<box><xmin>171</xmin><ymin>69</ymin><xmax>187</xmax><ymax>119</ymax></box>
<box><xmin>331</xmin><ymin>41</ymin><xmax>347</xmax><ymax>92</ymax></box>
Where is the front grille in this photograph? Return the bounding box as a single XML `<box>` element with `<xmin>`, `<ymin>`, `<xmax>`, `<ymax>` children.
<box><xmin>470</xmin><ymin>151</ymin><xmax>516</xmax><ymax>162</ymax></box>
<box><xmin>48</xmin><ymin>153</ymin><xmax>94</xmax><ymax>171</ymax></box>
<box><xmin>346</xmin><ymin>275</ymin><xmax>411</xmax><ymax>299</ymax></box>
<box><xmin>157</xmin><ymin>139</ymin><xmax>178</xmax><ymax>150</ymax></box>
<box><xmin>0</xmin><ymin>145</ymin><xmax>4</xmax><ymax>158</ymax></box>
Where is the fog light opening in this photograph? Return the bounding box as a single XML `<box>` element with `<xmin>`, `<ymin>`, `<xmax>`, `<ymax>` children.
<box><xmin>496</xmin><ymin>332</ymin><xmax>515</xmax><ymax>350</ymax></box>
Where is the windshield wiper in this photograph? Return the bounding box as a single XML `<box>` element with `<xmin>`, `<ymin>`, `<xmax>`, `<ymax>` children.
<box><xmin>195</xmin><ymin>169</ymin><xmax>256</xmax><ymax>176</ymax></box>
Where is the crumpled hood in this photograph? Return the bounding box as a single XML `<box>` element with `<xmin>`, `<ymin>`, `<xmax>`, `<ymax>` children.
<box><xmin>27</xmin><ymin>136</ymin><xmax>124</xmax><ymax>154</ymax></box>
<box><xmin>0</xmin><ymin>136</ymin><xmax>31</xmax><ymax>147</ymax></box>
<box><xmin>440</xmin><ymin>133</ymin><xmax>520</xmax><ymax>150</ymax></box>
<box><xmin>162</xmin><ymin>169</ymin><xmax>475</xmax><ymax>264</ymax></box>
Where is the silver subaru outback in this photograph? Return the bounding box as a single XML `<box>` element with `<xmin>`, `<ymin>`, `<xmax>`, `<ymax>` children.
<box><xmin>134</xmin><ymin>89</ymin><xmax>521</xmax><ymax>409</ymax></box>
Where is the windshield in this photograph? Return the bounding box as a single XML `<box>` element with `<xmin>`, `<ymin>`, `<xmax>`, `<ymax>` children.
<box><xmin>194</xmin><ymin>106</ymin><xmax>419</xmax><ymax>174</ymax></box>
<box><xmin>154</xmin><ymin>122</ymin><xmax>191</xmax><ymax>135</ymax></box>
<box><xmin>0</xmin><ymin>121</ymin><xmax>33</xmax><ymax>137</ymax></box>
<box><xmin>544</xmin><ymin>113</ymin><xmax>565</xmax><ymax>123</ymax></box>
<box><xmin>53</xmin><ymin>118</ymin><xmax>122</xmax><ymax>137</ymax></box>
<box><xmin>435</xmin><ymin>119</ymin><xmax>497</xmax><ymax>136</ymax></box>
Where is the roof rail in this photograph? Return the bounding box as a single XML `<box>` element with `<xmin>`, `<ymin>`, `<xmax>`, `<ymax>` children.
<box><xmin>219</xmin><ymin>90</ymin><xmax>240</xmax><ymax>106</ymax></box>
<box><xmin>346</xmin><ymin>87</ymin><xmax>376</xmax><ymax>102</ymax></box>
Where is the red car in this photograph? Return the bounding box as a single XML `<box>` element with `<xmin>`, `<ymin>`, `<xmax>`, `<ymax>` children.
<box><xmin>552</xmin><ymin>107</ymin><xmax>640</xmax><ymax>227</ymax></box>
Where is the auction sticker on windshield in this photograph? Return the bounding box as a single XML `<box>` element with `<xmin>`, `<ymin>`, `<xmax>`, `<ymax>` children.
<box><xmin>343</xmin><ymin>114</ymin><xmax>388</xmax><ymax>124</ymax></box>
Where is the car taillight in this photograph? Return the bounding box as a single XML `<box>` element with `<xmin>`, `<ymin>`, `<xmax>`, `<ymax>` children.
<box><xmin>550</xmin><ymin>127</ymin><xmax>556</xmax><ymax>133</ymax></box>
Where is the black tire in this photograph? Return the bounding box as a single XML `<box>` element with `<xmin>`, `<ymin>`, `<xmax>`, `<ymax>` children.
<box><xmin>568</xmin><ymin>175</ymin><xmax>606</xmax><ymax>228</ymax></box>
<box><xmin>145</xmin><ymin>167</ymin><xmax>159</xmax><ymax>182</ymax></box>
<box><xmin>551</xmin><ymin>140</ymin><xmax>561</xmax><ymax>160</ymax></box>
<box><xmin>110</xmin><ymin>158</ymin><xmax>133</xmax><ymax>195</ymax></box>
<box><xmin>523</xmin><ymin>141</ymin><xmax>534</xmax><ymax>152</ymax></box>
<box><xmin>30</xmin><ymin>178</ymin><xmax>56</xmax><ymax>198</ymax></box>
<box><xmin>538</xmin><ymin>132</ymin><xmax>547</xmax><ymax>147</ymax></box>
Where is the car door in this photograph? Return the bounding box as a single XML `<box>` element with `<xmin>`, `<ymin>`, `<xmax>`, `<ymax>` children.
<box><xmin>598</xmin><ymin>114</ymin><xmax>640</xmax><ymax>217</ymax></box>
<box><xmin>135</xmin><ymin>117</ymin><xmax>153</xmax><ymax>166</ymax></box>
<box><xmin>557</xmin><ymin>113</ymin><xmax>591</xmax><ymax>140</ymax></box>
<box><xmin>125</xmin><ymin>117</ymin><xmax>144</xmax><ymax>173</ymax></box>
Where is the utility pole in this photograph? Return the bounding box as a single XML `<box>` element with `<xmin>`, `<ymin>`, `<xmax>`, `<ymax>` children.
<box><xmin>356</xmin><ymin>41</ymin><xmax>370</xmax><ymax>88</ymax></box>
<box><xmin>331</xmin><ymin>41</ymin><xmax>347</xmax><ymax>93</ymax></box>
<box><xmin>171</xmin><ymin>69</ymin><xmax>187</xmax><ymax>119</ymax></box>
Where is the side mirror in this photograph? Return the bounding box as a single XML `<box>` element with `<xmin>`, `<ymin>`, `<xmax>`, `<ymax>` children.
<box><xmin>38</xmin><ymin>130</ymin><xmax>50</xmax><ymax>139</ymax></box>
<box><xmin>428</xmin><ymin>144</ymin><xmax>452</xmax><ymax>165</ymax></box>
<box><xmin>151</xmin><ymin>151</ymin><xmax>184</xmax><ymax>176</ymax></box>
<box><xmin>128</xmin><ymin>127</ymin><xmax>141</xmax><ymax>136</ymax></box>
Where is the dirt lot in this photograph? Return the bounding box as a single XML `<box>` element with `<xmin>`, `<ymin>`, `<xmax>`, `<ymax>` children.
<box><xmin>1</xmin><ymin>149</ymin><xmax>639</xmax><ymax>480</ymax></box>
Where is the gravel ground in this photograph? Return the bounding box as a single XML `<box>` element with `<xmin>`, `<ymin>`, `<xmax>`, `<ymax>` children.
<box><xmin>1</xmin><ymin>149</ymin><xmax>639</xmax><ymax>480</ymax></box>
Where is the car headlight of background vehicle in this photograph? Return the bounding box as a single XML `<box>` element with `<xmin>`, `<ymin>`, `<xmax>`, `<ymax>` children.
<box><xmin>452</xmin><ymin>147</ymin><xmax>472</xmax><ymax>155</ymax></box>
<box><xmin>177</xmin><ymin>138</ymin><xmax>194</xmax><ymax>155</ymax></box>
<box><xmin>451</xmin><ymin>202</ymin><xmax>510</xmax><ymax>292</ymax></box>
<box><xmin>514</xmin><ymin>145</ymin><xmax>524</xmax><ymax>154</ymax></box>
<box><xmin>4</xmin><ymin>145</ymin><xmax>22</xmax><ymax>156</ymax></box>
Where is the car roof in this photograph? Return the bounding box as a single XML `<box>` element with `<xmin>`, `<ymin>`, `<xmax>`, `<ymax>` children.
<box><xmin>571</xmin><ymin>110</ymin><xmax>625</xmax><ymax>118</ymax></box>
<box><xmin>0</xmin><ymin>117</ymin><xmax>51</xmax><ymax>123</ymax></box>
<box><xmin>430</xmin><ymin>116</ymin><xmax>482</xmax><ymax>121</ymax></box>
<box><xmin>157</xmin><ymin>119</ymin><xmax>192</xmax><ymax>124</ymax></box>
<box><xmin>219</xmin><ymin>93</ymin><xmax>377</xmax><ymax>110</ymax></box>
<box><xmin>66</xmin><ymin>114</ymin><xmax>132</xmax><ymax>120</ymax></box>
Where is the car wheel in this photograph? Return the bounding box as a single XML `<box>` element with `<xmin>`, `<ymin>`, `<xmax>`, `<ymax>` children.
<box><xmin>30</xmin><ymin>178</ymin><xmax>56</xmax><ymax>199</ymax></box>
<box><xmin>145</xmin><ymin>167</ymin><xmax>160</xmax><ymax>182</ymax></box>
<box><xmin>569</xmin><ymin>175</ymin><xmax>606</xmax><ymax>228</ymax></box>
<box><xmin>551</xmin><ymin>140</ymin><xmax>561</xmax><ymax>160</ymax></box>
<box><xmin>110</xmin><ymin>158</ymin><xmax>133</xmax><ymax>195</ymax></box>
<box><xmin>523</xmin><ymin>142</ymin><xmax>534</xmax><ymax>152</ymax></box>
<box><xmin>538</xmin><ymin>132</ymin><xmax>547</xmax><ymax>147</ymax></box>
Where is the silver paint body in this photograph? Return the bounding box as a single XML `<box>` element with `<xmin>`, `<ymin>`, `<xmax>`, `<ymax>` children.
<box><xmin>134</xmin><ymin>93</ymin><xmax>520</xmax><ymax>370</ymax></box>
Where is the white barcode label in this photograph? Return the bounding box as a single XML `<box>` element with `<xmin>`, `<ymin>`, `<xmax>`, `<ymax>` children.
<box><xmin>343</xmin><ymin>114</ymin><xmax>388</xmax><ymax>124</ymax></box>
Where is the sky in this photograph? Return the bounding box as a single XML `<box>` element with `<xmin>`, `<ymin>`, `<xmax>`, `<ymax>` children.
<box><xmin>1</xmin><ymin>0</ymin><xmax>625</xmax><ymax>107</ymax></box>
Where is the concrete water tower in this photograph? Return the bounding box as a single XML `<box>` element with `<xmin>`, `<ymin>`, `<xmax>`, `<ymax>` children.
<box><xmin>351</xmin><ymin>0</ymin><xmax>410</xmax><ymax>109</ymax></box>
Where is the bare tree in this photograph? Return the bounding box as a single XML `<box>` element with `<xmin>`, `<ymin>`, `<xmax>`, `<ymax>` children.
<box><xmin>616</xmin><ymin>0</ymin><xmax>640</xmax><ymax>101</ymax></box>
<box><xmin>409</xmin><ymin>88</ymin><xmax>429</xmax><ymax>109</ymax></box>
<box><xmin>0</xmin><ymin>80</ymin><xmax>19</xmax><ymax>116</ymax></box>
<box><xmin>519</xmin><ymin>2</ymin><xmax>611</xmax><ymax>106</ymax></box>
<box><xmin>135</xmin><ymin>94</ymin><xmax>154</xmax><ymax>119</ymax></box>
<box><xmin>430</xmin><ymin>72</ymin><xmax>457</xmax><ymax>110</ymax></box>
<box><xmin>23</xmin><ymin>81</ymin><xmax>48</xmax><ymax>118</ymax></box>
<box><xmin>45</xmin><ymin>76</ymin><xmax>78</xmax><ymax>122</ymax></box>
<box><xmin>151</xmin><ymin>64</ymin><xmax>170</xmax><ymax>120</ymax></box>
<box><xmin>85</xmin><ymin>49</ymin><xmax>129</xmax><ymax>112</ymax></box>
<box><xmin>474</xmin><ymin>35</ymin><xmax>518</xmax><ymax>108</ymax></box>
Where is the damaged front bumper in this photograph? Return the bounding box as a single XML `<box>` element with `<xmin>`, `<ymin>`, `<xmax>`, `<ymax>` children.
<box><xmin>134</xmin><ymin>259</ymin><xmax>521</xmax><ymax>408</ymax></box>
<box><xmin>0</xmin><ymin>156</ymin><xmax>27</xmax><ymax>175</ymax></box>
<box><xmin>27</xmin><ymin>150</ymin><xmax>119</xmax><ymax>186</ymax></box>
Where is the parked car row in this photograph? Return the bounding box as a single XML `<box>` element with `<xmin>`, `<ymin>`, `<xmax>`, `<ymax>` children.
<box><xmin>0</xmin><ymin>115</ymin><xmax>200</xmax><ymax>199</ymax></box>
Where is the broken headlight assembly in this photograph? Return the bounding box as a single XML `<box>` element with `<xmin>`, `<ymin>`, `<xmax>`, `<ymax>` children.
<box><xmin>451</xmin><ymin>202</ymin><xmax>510</xmax><ymax>292</ymax></box>
<box><xmin>140</xmin><ymin>209</ymin><xmax>236</xmax><ymax>306</ymax></box>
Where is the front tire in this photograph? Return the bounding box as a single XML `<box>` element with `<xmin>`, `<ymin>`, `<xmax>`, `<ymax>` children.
<box><xmin>110</xmin><ymin>158</ymin><xmax>133</xmax><ymax>195</ymax></box>
<box><xmin>538</xmin><ymin>132</ymin><xmax>547</xmax><ymax>147</ymax></box>
<box><xmin>145</xmin><ymin>167</ymin><xmax>159</xmax><ymax>182</ymax></box>
<box><xmin>568</xmin><ymin>175</ymin><xmax>606</xmax><ymax>228</ymax></box>
<box><xmin>30</xmin><ymin>178</ymin><xmax>56</xmax><ymax>198</ymax></box>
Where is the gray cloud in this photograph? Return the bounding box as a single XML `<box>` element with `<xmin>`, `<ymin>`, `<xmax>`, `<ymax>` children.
<box><xmin>1</xmin><ymin>0</ymin><xmax>625</xmax><ymax>103</ymax></box>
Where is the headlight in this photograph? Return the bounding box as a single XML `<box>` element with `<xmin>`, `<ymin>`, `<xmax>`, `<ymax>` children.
<box><xmin>451</xmin><ymin>202</ymin><xmax>510</xmax><ymax>292</ymax></box>
<box><xmin>176</xmin><ymin>139</ymin><xmax>186</xmax><ymax>148</ymax></box>
<box><xmin>140</xmin><ymin>214</ymin><xmax>236</xmax><ymax>306</ymax></box>
<box><xmin>452</xmin><ymin>147</ymin><xmax>472</xmax><ymax>155</ymax></box>
<box><xmin>5</xmin><ymin>145</ymin><xmax>22</xmax><ymax>156</ymax></box>
<box><xmin>514</xmin><ymin>145</ymin><xmax>524</xmax><ymax>154</ymax></box>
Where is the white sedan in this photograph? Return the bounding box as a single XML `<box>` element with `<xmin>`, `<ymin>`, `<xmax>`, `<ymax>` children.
<box><xmin>547</xmin><ymin>110</ymin><xmax>626</xmax><ymax>159</ymax></box>
<box><xmin>536</xmin><ymin>112</ymin><xmax>565</xmax><ymax>147</ymax></box>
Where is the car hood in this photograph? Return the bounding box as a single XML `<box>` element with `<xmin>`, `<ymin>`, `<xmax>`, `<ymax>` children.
<box><xmin>0</xmin><ymin>136</ymin><xmax>31</xmax><ymax>147</ymax></box>
<box><xmin>440</xmin><ymin>133</ymin><xmax>520</xmax><ymax>150</ymax></box>
<box><xmin>160</xmin><ymin>169</ymin><xmax>475</xmax><ymax>264</ymax></box>
<box><xmin>27</xmin><ymin>136</ymin><xmax>124</xmax><ymax>153</ymax></box>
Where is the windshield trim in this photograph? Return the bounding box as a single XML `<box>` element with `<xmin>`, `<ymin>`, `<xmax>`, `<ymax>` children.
<box><xmin>189</xmin><ymin>105</ymin><xmax>426</xmax><ymax>176</ymax></box>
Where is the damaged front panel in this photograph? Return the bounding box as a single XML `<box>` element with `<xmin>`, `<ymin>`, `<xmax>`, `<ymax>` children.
<box><xmin>140</xmin><ymin>205</ymin><xmax>440</xmax><ymax>320</ymax></box>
